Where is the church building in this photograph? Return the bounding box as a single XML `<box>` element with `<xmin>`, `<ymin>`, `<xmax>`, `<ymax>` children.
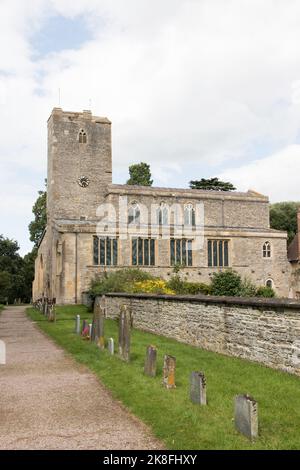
<box><xmin>33</xmin><ymin>108</ymin><xmax>290</xmax><ymax>304</ymax></box>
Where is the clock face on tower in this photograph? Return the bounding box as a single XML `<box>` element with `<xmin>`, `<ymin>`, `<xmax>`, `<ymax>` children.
<box><xmin>78</xmin><ymin>176</ymin><xmax>90</xmax><ymax>188</ymax></box>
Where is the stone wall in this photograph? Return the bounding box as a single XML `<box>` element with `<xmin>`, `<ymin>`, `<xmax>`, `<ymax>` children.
<box><xmin>103</xmin><ymin>293</ymin><xmax>300</xmax><ymax>375</ymax></box>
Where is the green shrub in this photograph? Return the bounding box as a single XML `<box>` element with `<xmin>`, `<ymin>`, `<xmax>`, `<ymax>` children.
<box><xmin>256</xmin><ymin>286</ymin><xmax>276</xmax><ymax>298</ymax></box>
<box><xmin>239</xmin><ymin>277</ymin><xmax>257</xmax><ymax>297</ymax></box>
<box><xmin>210</xmin><ymin>270</ymin><xmax>242</xmax><ymax>296</ymax></box>
<box><xmin>89</xmin><ymin>268</ymin><xmax>156</xmax><ymax>296</ymax></box>
<box><xmin>167</xmin><ymin>274</ymin><xmax>211</xmax><ymax>295</ymax></box>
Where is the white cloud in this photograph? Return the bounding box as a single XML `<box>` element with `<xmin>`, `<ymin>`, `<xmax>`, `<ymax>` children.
<box><xmin>219</xmin><ymin>145</ymin><xmax>300</xmax><ymax>202</ymax></box>
<box><xmin>1</xmin><ymin>0</ymin><xmax>300</xmax><ymax>253</ymax></box>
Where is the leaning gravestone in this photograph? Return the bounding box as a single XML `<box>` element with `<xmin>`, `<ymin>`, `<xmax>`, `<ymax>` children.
<box><xmin>144</xmin><ymin>345</ymin><xmax>157</xmax><ymax>377</ymax></box>
<box><xmin>91</xmin><ymin>298</ymin><xmax>105</xmax><ymax>349</ymax></box>
<box><xmin>190</xmin><ymin>371</ymin><xmax>207</xmax><ymax>405</ymax></box>
<box><xmin>234</xmin><ymin>394</ymin><xmax>258</xmax><ymax>440</ymax></box>
<box><xmin>162</xmin><ymin>355</ymin><xmax>176</xmax><ymax>389</ymax></box>
<box><xmin>118</xmin><ymin>305</ymin><xmax>131</xmax><ymax>362</ymax></box>
<box><xmin>108</xmin><ymin>338</ymin><xmax>114</xmax><ymax>355</ymax></box>
<box><xmin>100</xmin><ymin>295</ymin><xmax>106</xmax><ymax>317</ymax></box>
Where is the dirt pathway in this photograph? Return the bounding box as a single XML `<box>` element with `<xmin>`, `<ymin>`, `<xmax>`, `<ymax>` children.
<box><xmin>0</xmin><ymin>306</ymin><xmax>162</xmax><ymax>450</ymax></box>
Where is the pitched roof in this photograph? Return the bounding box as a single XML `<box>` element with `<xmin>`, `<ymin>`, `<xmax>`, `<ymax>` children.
<box><xmin>106</xmin><ymin>184</ymin><xmax>269</xmax><ymax>201</ymax></box>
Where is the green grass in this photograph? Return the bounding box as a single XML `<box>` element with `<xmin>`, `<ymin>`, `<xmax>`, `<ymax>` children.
<box><xmin>0</xmin><ymin>304</ymin><xmax>4</xmax><ymax>312</ymax></box>
<box><xmin>27</xmin><ymin>305</ymin><xmax>300</xmax><ymax>450</ymax></box>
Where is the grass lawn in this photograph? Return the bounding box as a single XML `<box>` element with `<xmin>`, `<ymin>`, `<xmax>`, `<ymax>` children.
<box><xmin>27</xmin><ymin>305</ymin><xmax>300</xmax><ymax>450</ymax></box>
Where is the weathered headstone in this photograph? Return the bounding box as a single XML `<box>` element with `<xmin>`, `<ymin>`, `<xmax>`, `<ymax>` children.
<box><xmin>144</xmin><ymin>345</ymin><xmax>157</xmax><ymax>377</ymax></box>
<box><xmin>91</xmin><ymin>298</ymin><xmax>105</xmax><ymax>349</ymax></box>
<box><xmin>88</xmin><ymin>323</ymin><xmax>92</xmax><ymax>339</ymax></box>
<box><xmin>190</xmin><ymin>371</ymin><xmax>207</xmax><ymax>405</ymax></box>
<box><xmin>108</xmin><ymin>338</ymin><xmax>114</xmax><ymax>355</ymax></box>
<box><xmin>0</xmin><ymin>340</ymin><xmax>6</xmax><ymax>365</ymax></box>
<box><xmin>118</xmin><ymin>305</ymin><xmax>131</xmax><ymax>362</ymax></box>
<box><xmin>162</xmin><ymin>355</ymin><xmax>176</xmax><ymax>389</ymax></box>
<box><xmin>48</xmin><ymin>304</ymin><xmax>56</xmax><ymax>322</ymax></box>
<box><xmin>234</xmin><ymin>394</ymin><xmax>258</xmax><ymax>440</ymax></box>
<box><xmin>75</xmin><ymin>315</ymin><xmax>81</xmax><ymax>334</ymax></box>
<box><xmin>82</xmin><ymin>319</ymin><xmax>87</xmax><ymax>334</ymax></box>
<box><xmin>100</xmin><ymin>295</ymin><xmax>106</xmax><ymax>317</ymax></box>
<box><xmin>43</xmin><ymin>299</ymin><xmax>47</xmax><ymax>316</ymax></box>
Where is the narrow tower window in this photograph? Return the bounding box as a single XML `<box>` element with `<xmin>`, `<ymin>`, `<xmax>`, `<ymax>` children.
<box><xmin>263</xmin><ymin>241</ymin><xmax>271</xmax><ymax>258</ymax></box>
<box><xmin>79</xmin><ymin>129</ymin><xmax>87</xmax><ymax>144</ymax></box>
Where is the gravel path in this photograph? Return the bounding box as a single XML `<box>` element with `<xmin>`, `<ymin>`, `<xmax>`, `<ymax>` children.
<box><xmin>0</xmin><ymin>306</ymin><xmax>162</xmax><ymax>450</ymax></box>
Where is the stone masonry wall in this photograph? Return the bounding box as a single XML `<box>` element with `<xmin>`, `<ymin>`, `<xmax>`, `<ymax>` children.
<box><xmin>103</xmin><ymin>293</ymin><xmax>300</xmax><ymax>376</ymax></box>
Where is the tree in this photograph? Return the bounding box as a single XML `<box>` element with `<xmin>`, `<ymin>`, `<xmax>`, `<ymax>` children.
<box><xmin>189</xmin><ymin>177</ymin><xmax>236</xmax><ymax>191</ymax></box>
<box><xmin>0</xmin><ymin>235</ymin><xmax>36</xmax><ymax>304</ymax></box>
<box><xmin>0</xmin><ymin>235</ymin><xmax>25</xmax><ymax>303</ymax></box>
<box><xmin>29</xmin><ymin>182</ymin><xmax>47</xmax><ymax>247</ymax></box>
<box><xmin>270</xmin><ymin>202</ymin><xmax>300</xmax><ymax>245</ymax></box>
<box><xmin>127</xmin><ymin>162</ymin><xmax>153</xmax><ymax>186</ymax></box>
<box><xmin>0</xmin><ymin>235</ymin><xmax>23</xmax><ymax>274</ymax></box>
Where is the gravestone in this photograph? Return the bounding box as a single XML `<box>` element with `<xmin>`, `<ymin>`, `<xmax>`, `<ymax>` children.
<box><xmin>0</xmin><ymin>340</ymin><xmax>6</xmax><ymax>365</ymax></box>
<box><xmin>162</xmin><ymin>355</ymin><xmax>176</xmax><ymax>389</ymax></box>
<box><xmin>190</xmin><ymin>371</ymin><xmax>207</xmax><ymax>405</ymax></box>
<box><xmin>108</xmin><ymin>338</ymin><xmax>114</xmax><ymax>355</ymax></box>
<box><xmin>43</xmin><ymin>299</ymin><xmax>47</xmax><ymax>316</ymax></box>
<box><xmin>82</xmin><ymin>319</ymin><xmax>87</xmax><ymax>333</ymax></box>
<box><xmin>75</xmin><ymin>315</ymin><xmax>81</xmax><ymax>335</ymax></box>
<box><xmin>118</xmin><ymin>305</ymin><xmax>131</xmax><ymax>362</ymax></box>
<box><xmin>81</xmin><ymin>319</ymin><xmax>89</xmax><ymax>337</ymax></box>
<box><xmin>144</xmin><ymin>345</ymin><xmax>157</xmax><ymax>377</ymax></box>
<box><xmin>89</xmin><ymin>323</ymin><xmax>92</xmax><ymax>339</ymax></box>
<box><xmin>48</xmin><ymin>300</ymin><xmax>56</xmax><ymax>322</ymax></box>
<box><xmin>100</xmin><ymin>295</ymin><xmax>106</xmax><ymax>317</ymax></box>
<box><xmin>91</xmin><ymin>298</ymin><xmax>105</xmax><ymax>349</ymax></box>
<box><xmin>234</xmin><ymin>394</ymin><xmax>258</xmax><ymax>440</ymax></box>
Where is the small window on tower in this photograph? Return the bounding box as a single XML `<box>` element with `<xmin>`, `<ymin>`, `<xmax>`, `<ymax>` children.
<box><xmin>79</xmin><ymin>129</ymin><xmax>87</xmax><ymax>144</ymax></box>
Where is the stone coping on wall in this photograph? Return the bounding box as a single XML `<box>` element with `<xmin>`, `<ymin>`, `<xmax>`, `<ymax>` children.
<box><xmin>103</xmin><ymin>292</ymin><xmax>300</xmax><ymax>311</ymax></box>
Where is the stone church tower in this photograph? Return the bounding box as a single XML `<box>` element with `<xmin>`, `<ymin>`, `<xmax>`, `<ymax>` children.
<box><xmin>47</xmin><ymin>107</ymin><xmax>112</xmax><ymax>221</ymax></box>
<box><xmin>33</xmin><ymin>108</ymin><xmax>112</xmax><ymax>304</ymax></box>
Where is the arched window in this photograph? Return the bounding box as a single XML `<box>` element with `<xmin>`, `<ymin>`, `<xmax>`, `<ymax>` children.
<box><xmin>128</xmin><ymin>202</ymin><xmax>140</xmax><ymax>224</ymax></box>
<box><xmin>263</xmin><ymin>241</ymin><xmax>271</xmax><ymax>258</ymax></box>
<box><xmin>184</xmin><ymin>203</ymin><xmax>195</xmax><ymax>226</ymax></box>
<box><xmin>157</xmin><ymin>202</ymin><xmax>168</xmax><ymax>225</ymax></box>
<box><xmin>266</xmin><ymin>279</ymin><xmax>273</xmax><ymax>289</ymax></box>
<box><xmin>79</xmin><ymin>129</ymin><xmax>87</xmax><ymax>144</ymax></box>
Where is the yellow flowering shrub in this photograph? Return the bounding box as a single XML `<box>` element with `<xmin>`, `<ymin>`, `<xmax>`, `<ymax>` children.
<box><xmin>132</xmin><ymin>279</ymin><xmax>175</xmax><ymax>295</ymax></box>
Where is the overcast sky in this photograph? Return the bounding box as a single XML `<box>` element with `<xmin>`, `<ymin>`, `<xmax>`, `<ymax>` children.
<box><xmin>1</xmin><ymin>0</ymin><xmax>300</xmax><ymax>255</ymax></box>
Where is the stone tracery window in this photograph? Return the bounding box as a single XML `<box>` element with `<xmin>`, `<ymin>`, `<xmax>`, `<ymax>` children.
<box><xmin>132</xmin><ymin>238</ymin><xmax>155</xmax><ymax>266</ymax></box>
<box><xmin>128</xmin><ymin>201</ymin><xmax>140</xmax><ymax>224</ymax></box>
<box><xmin>208</xmin><ymin>240</ymin><xmax>229</xmax><ymax>267</ymax></box>
<box><xmin>170</xmin><ymin>238</ymin><xmax>193</xmax><ymax>266</ymax></box>
<box><xmin>79</xmin><ymin>129</ymin><xmax>87</xmax><ymax>144</ymax></box>
<box><xmin>263</xmin><ymin>241</ymin><xmax>271</xmax><ymax>258</ymax></box>
<box><xmin>157</xmin><ymin>202</ymin><xmax>169</xmax><ymax>225</ymax></box>
<box><xmin>184</xmin><ymin>203</ymin><xmax>196</xmax><ymax>226</ymax></box>
<box><xmin>93</xmin><ymin>236</ymin><xmax>118</xmax><ymax>266</ymax></box>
